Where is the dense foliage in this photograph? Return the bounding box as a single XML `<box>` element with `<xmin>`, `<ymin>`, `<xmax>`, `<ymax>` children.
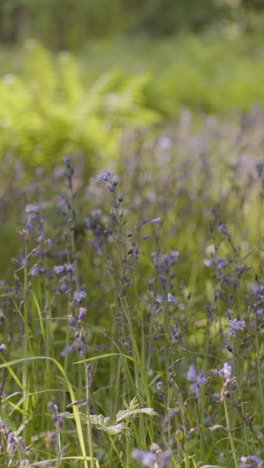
<box><xmin>0</xmin><ymin>112</ymin><xmax>263</xmax><ymax>467</ymax></box>
<box><xmin>0</xmin><ymin>34</ymin><xmax>264</xmax><ymax>177</ymax></box>
<box><xmin>0</xmin><ymin>5</ymin><xmax>263</xmax><ymax>464</ymax></box>
<box><xmin>0</xmin><ymin>0</ymin><xmax>264</xmax><ymax>48</ymax></box>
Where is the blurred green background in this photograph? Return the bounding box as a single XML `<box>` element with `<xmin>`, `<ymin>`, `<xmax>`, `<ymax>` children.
<box><xmin>0</xmin><ymin>0</ymin><xmax>263</xmax><ymax>179</ymax></box>
<box><xmin>0</xmin><ymin>0</ymin><xmax>264</xmax><ymax>48</ymax></box>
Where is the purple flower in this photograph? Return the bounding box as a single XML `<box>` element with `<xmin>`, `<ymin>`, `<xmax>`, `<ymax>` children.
<box><xmin>187</xmin><ymin>364</ymin><xmax>197</xmax><ymax>381</ymax></box>
<box><xmin>7</xmin><ymin>432</ymin><xmax>16</xmax><ymax>456</ymax></box>
<box><xmin>167</xmin><ymin>292</ymin><xmax>176</xmax><ymax>305</ymax></box>
<box><xmin>226</xmin><ymin>318</ymin><xmax>246</xmax><ymax>337</ymax></box>
<box><xmin>85</xmin><ymin>218</ymin><xmax>92</xmax><ymax>229</ymax></box>
<box><xmin>216</xmin><ymin>256</ymin><xmax>226</xmax><ymax>269</ymax></box>
<box><xmin>107</xmin><ymin>182</ymin><xmax>114</xmax><ymax>193</ymax></box>
<box><xmin>78</xmin><ymin>307</ymin><xmax>87</xmax><ymax>321</ymax></box>
<box><xmin>0</xmin><ymin>343</ymin><xmax>6</xmax><ymax>352</ymax></box>
<box><xmin>97</xmin><ymin>170</ymin><xmax>111</xmax><ymax>182</ymax></box>
<box><xmin>29</xmin><ymin>264</ymin><xmax>46</xmax><ymax>276</ymax></box>
<box><xmin>65</xmin><ymin>263</ymin><xmax>75</xmax><ymax>274</ymax></box>
<box><xmin>54</xmin><ymin>265</ymin><xmax>65</xmax><ymax>275</ymax></box>
<box><xmin>61</xmin><ymin>344</ymin><xmax>75</xmax><ymax>357</ymax></box>
<box><xmin>170</xmin><ymin>251</ymin><xmax>179</xmax><ymax>265</ymax></box>
<box><xmin>159</xmin><ymin>450</ymin><xmax>172</xmax><ymax>468</ymax></box>
<box><xmin>19</xmin><ymin>459</ymin><xmax>31</xmax><ymax>467</ymax></box>
<box><xmin>72</xmin><ymin>288</ymin><xmax>87</xmax><ymax>304</ymax></box>
<box><xmin>131</xmin><ymin>449</ymin><xmax>156</xmax><ymax>466</ymax></box>
<box><xmin>68</xmin><ymin>315</ymin><xmax>76</xmax><ymax>327</ymax></box>
<box><xmin>219</xmin><ymin>362</ymin><xmax>232</xmax><ymax>381</ymax></box>
<box><xmin>112</xmin><ymin>175</ymin><xmax>119</xmax><ymax>186</ymax></box>
<box><xmin>240</xmin><ymin>455</ymin><xmax>262</xmax><ymax>468</ymax></box>
<box><xmin>25</xmin><ymin>204</ymin><xmax>39</xmax><ymax>214</ymax></box>
<box><xmin>151</xmin><ymin>217</ymin><xmax>161</xmax><ymax>224</ymax></box>
<box><xmin>187</xmin><ymin>364</ymin><xmax>206</xmax><ymax>397</ymax></box>
<box><xmin>156</xmin><ymin>295</ymin><xmax>165</xmax><ymax>304</ymax></box>
<box><xmin>63</xmin><ymin>155</ymin><xmax>71</xmax><ymax>167</ymax></box>
<box><xmin>156</xmin><ymin>380</ymin><xmax>163</xmax><ymax>390</ymax></box>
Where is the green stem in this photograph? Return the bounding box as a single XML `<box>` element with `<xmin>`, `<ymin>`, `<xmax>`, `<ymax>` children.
<box><xmin>85</xmin><ymin>364</ymin><xmax>94</xmax><ymax>468</ymax></box>
<box><xmin>223</xmin><ymin>396</ymin><xmax>238</xmax><ymax>468</ymax></box>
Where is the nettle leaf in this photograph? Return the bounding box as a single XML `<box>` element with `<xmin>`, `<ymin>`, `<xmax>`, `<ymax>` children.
<box><xmin>89</xmin><ymin>414</ymin><xmax>126</xmax><ymax>435</ymax></box>
<box><xmin>116</xmin><ymin>407</ymin><xmax>158</xmax><ymax>422</ymax></box>
<box><xmin>64</xmin><ymin>412</ymin><xmax>126</xmax><ymax>435</ymax></box>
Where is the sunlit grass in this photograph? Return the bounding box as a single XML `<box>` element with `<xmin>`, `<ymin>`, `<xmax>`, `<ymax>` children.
<box><xmin>0</xmin><ymin>112</ymin><xmax>263</xmax><ymax>466</ymax></box>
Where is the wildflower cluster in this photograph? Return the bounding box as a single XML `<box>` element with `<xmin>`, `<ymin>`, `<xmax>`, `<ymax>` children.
<box><xmin>0</xmin><ymin>113</ymin><xmax>263</xmax><ymax>467</ymax></box>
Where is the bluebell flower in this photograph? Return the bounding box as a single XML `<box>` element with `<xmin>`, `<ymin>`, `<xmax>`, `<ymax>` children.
<box><xmin>72</xmin><ymin>288</ymin><xmax>87</xmax><ymax>304</ymax></box>
<box><xmin>216</xmin><ymin>256</ymin><xmax>226</xmax><ymax>269</ymax></box>
<box><xmin>226</xmin><ymin>318</ymin><xmax>246</xmax><ymax>337</ymax></box>
<box><xmin>170</xmin><ymin>250</ymin><xmax>179</xmax><ymax>265</ymax></box>
<box><xmin>107</xmin><ymin>183</ymin><xmax>114</xmax><ymax>193</ymax></box>
<box><xmin>37</xmin><ymin>234</ymin><xmax>45</xmax><ymax>242</ymax></box>
<box><xmin>111</xmin><ymin>212</ymin><xmax>117</xmax><ymax>224</ymax></box>
<box><xmin>187</xmin><ymin>364</ymin><xmax>206</xmax><ymax>397</ymax></box>
<box><xmin>63</xmin><ymin>155</ymin><xmax>74</xmax><ymax>173</ymax></box>
<box><xmin>25</xmin><ymin>204</ymin><xmax>39</xmax><ymax>214</ymax></box>
<box><xmin>256</xmin><ymin>161</ymin><xmax>264</xmax><ymax>178</ymax></box>
<box><xmin>219</xmin><ymin>362</ymin><xmax>232</xmax><ymax>382</ymax></box>
<box><xmin>151</xmin><ymin>217</ymin><xmax>161</xmax><ymax>224</ymax></box>
<box><xmin>78</xmin><ymin>307</ymin><xmax>87</xmax><ymax>321</ymax></box>
<box><xmin>60</xmin><ymin>344</ymin><xmax>75</xmax><ymax>357</ymax></box>
<box><xmin>68</xmin><ymin>315</ymin><xmax>76</xmax><ymax>328</ymax></box>
<box><xmin>62</xmin><ymin>155</ymin><xmax>70</xmax><ymax>166</ymax></box>
<box><xmin>142</xmin><ymin>235</ymin><xmax>151</xmax><ymax>240</ymax></box>
<box><xmin>112</xmin><ymin>175</ymin><xmax>119</xmax><ymax>186</ymax></box>
<box><xmin>187</xmin><ymin>364</ymin><xmax>197</xmax><ymax>381</ymax></box>
<box><xmin>167</xmin><ymin>292</ymin><xmax>176</xmax><ymax>305</ymax></box>
<box><xmin>159</xmin><ymin>450</ymin><xmax>172</xmax><ymax>468</ymax></box>
<box><xmin>156</xmin><ymin>380</ymin><xmax>163</xmax><ymax>390</ymax></box>
<box><xmin>131</xmin><ymin>449</ymin><xmax>156</xmax><ymax>466</ymax></box>
<box><xmin>156</xmin><ymin>295</ymin><xmax>165</xmax><ymax>304</ymax></box>
<box><xmin>54</xmin><ymin>265</ymin><xmax>65</xmax><ymax>275</ymax></box>
<box><xmin>18</xmin><ymin>459</ymin><xmax>31</xmax><ymax>467</ymax></box>
<box><xmin>97</xmin><ymin>170</ymin><xmax>111</xmax><ymax>182</ymax></box>
<box><xmin>7</xmin><ymin>432</ymin><xmax>16</xmax><ymax>456</ymax></box>
<box><xmin>29</xmin><ymin>264</ymin><xmax>44</xmax><ymax>276</ymax></box>
<box><xmin>240</xmin><ymin>455</ymin><xmax>263</xmax><ymax>468</ymax></box>
<box><xmin>0</xmin><ymin>343</ymin><xmax>6</xmax><ymax>352</ymax></box>
<box><xmin>65</xmin><ymin>263</ymin><xmax>74</xmax><ymax>274</ymax></box>
<box><xmin>84</xmin><ymin>218</ymin><xmax>92</xmax><ymax>229</ymax></box>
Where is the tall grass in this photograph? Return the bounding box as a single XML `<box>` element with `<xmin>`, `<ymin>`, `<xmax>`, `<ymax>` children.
<box><xmin>0</xmin><ymin>112</ymin><xmax>263</xmax><ymax>467</ymax></box>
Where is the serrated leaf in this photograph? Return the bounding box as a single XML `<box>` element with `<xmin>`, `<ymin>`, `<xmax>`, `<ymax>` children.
<box><xmin>65</xmin><ymin>412</ymin><xmax>127</xmax><ymax>435</ymax></box>
<box><xmin>116</xmin><ymin>407</ymin><xmax>158</xmax><ymax>422</ymax></box>
<box><xmin>89</xmin><ymin>414</ymin><xmax>126</xmax><ymax>435</ymax></box>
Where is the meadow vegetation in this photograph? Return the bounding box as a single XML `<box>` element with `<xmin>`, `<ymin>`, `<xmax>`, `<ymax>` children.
<box><xmin>0</xmin><ymin>31</ymin><xmax>264</xmax><ymax>175</ymax></box>
<box><xmin>0</xmin><ymin>3</ymin><xmax>264</xmax><ymax>466</ymax></box>
<box><xmin>0</xmin><ymin>110</ymin><xmax>263</xmax><ymax>467</ymax></box>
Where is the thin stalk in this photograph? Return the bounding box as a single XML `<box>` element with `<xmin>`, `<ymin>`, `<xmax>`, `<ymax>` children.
<box><xmin>22</xmin><ymin>241</ymin><xmax>30</xmax><ymax>442</ymax></box>
<box><xmin>223</xmin><ymin>396</ymin><xmax>238</xmax><ymax>468</ymax></box>
<box><xmin>255</xmin><ymin>309</ymin><xmax>264</xmax><ymax>424</ymax></box>
<box><xmin>85</xmin><ymin>364</ymin><xmax>94</xmax><ymax>468</ymax></box>
<box><xmin>118</xmin><ymin>295</ymin><xmax>151</xmax><ymax>408</ymax></box>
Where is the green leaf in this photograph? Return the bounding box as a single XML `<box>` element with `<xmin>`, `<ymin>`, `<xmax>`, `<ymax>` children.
<box><xmin>89</xmin><ymin>415</ymin><xmax>126</xmax><ymax>435</ymax></box>
<box><xmin>116</xmin><ymin>407</ymin><xmax>158</xmax><ymax>422</ymax></box>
